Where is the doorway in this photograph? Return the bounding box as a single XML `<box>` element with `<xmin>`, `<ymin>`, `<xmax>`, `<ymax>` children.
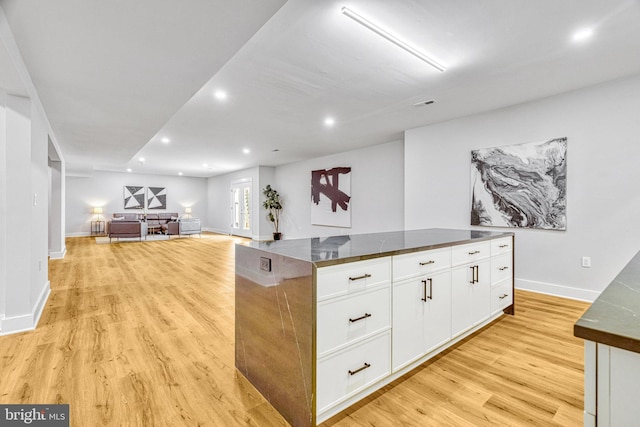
<box><xmin>230</xmin><ymin>179</ymin><xmax>251</xmax><ymax>238</ymax></box>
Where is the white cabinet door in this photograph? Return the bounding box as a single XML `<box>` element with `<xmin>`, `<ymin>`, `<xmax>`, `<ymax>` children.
<box><xmin>423</xmin><ymin>270</ymin><xmax>452</xmax><ymax>354</ymax></box>
<box><xmin>451</xmin><ymin>259</ymin><xmax>490</xmax><ymax>338</ymax></box>
<box><xmin>392</xmin><ymin>278</ymin><xmax>426</xmax><ymax>371</ymax></box>
<box><xmin>392</xmin><ymin>270</ymin><xmax>451</xmax><ymax>372</ymax></box>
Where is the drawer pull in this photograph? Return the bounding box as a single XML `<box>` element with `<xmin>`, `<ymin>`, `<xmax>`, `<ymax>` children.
<box><xmin>349</xmin><ymin>313</ymin><xmax>372</xmax><ymax>323</ymax></box>
<box><xmin>348</xmin><ymin>363</ymin><xmax>371</xmax><ymax>376</ymax></box>
<box><xmin>349</xmin><ymin>273</ymin><xmax>372</xmax><ymax>281</ymax></box>
<box><xmin>499</xmin><ymin>294</ymin><xmax>509</xmax><ymax>299</ymax></box>
<box><xmin>499</xmin><ymin>266</ymin><xmax>509</xmax><ymax>271</ymax></box>
<box><xmin>468</xmin><ymin>250</ymin><xmax>481</xmax><ymax>255</ymax></box>
<box><xmin>419</xmin><ymin>260</ymin><xmax>435</xmax><ymax>266</ymax></box>
<box><xmin>421</xmin><ymin>278</ymin><xmax>433</xmax><ymax>301</ymax></box>
<box><xmin>469</xmin><ymin>265</ymin><xmax>479</xmax><ymax>284</ymax></box>
<box><xmin>499</xmin><ymin>244</ymin><xmax>509</xmax><ymax>248</ymax></box>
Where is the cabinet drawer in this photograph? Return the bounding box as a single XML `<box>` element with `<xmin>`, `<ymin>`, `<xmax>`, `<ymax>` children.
<box><xmin>317</xmin><ymin>332</ymin><xmax>391</xmax><ymax>414</ymax></box>
<box><xmin>317</xmin><ymin>258</ymin><xmax>391</xmax><ymax>301</ymax></box>
<box><xmin>491</xmin><ymin>253</ymin><xmax>513</xmax><ymax>284</ymax></box>
<box><xmin>491</xmin><ymin>237</ymin><xmax>513</xmax><ymax>256</ymax></box>
<box><xmin>317</xmin><ymin>286</ymin><xmax>391</xmax><ymax>356</ymax></box>
<box><xmin>491</xmin><ymin>279</ymin><xmax>513</xmax><ymax>315</ymax></box>
<box><xmin>451</xmin><ymin>241</ymin><xmax>490</xmax><ymax>266</ymax></box>
<box><xmin>392</xmin><ymin>247</ymin><xmax>451</xmax><ymax>281</ymax></box>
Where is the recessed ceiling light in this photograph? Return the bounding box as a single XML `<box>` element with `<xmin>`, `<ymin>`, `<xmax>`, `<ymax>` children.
<box><xmin>178</xmin><ymin>172</ymin><xmax>183</xmax><ymax>176</ymax></box>
<box><xmin>572</xmin><ymin>28</ymin><xmax>594</xmax><ymax>42</ymax></box>
<box><xmin>324</xmin><ymin>117</ymin><xmax>335</xmax><ymax>127</ymax></box>
<box><xmin>138</xmin><ymin>157</ymin><xmax>145</xmax><ymax>162</ymax></box>
<box><xmin>126</xmin><ymin>168</ymin><xmax>132</xmax><ymax>172</ymax></box>
<box><xmin>161</xmin><ymin>137</ymin><xmax>170</xmax><ymax>143</ymax></box>
<box><xmin>243</xmin><ymin>148</ymin><xmax>250</xmax><ymax>154</ymax></box>
<box><xmin>203</xmin><ymin>163</ymin><xmax>208</xmax><ymax>168</ymax></box>
<box><xmin>214</xmin><ymin>90</ymin><xmax>227</xmax><ymax>100</ymax></box>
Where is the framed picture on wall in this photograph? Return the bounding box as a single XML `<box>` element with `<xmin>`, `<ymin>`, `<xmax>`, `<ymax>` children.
<box><xmin>147</xmin><ymin>186</ymin><xmax>167</xmax><ymax>210</ymax></box>
<box><xmin>311</xmin><ymin>166</ymin><xmax>352</xmax><ymax>227</ymax></box>
<box><xmin>124</xmin><ymin>185</ymin><xmax>144</xmax><ymax>209</ymax></box>
<box><xmin>470</xmin><ymin>137</ymin><xmax>567</xmax><ymax>230</ymax></box>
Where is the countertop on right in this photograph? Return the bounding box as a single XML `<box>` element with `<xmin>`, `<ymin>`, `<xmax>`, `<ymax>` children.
<box><xmin>574</xmin><ymin>249</ymin><xmax>640</xmax><ymax>353</ymax></box>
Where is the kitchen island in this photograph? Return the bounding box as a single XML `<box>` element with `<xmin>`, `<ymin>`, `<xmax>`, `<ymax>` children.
<box><xmin>235</xmin><ymin>228</ymin><xmax>514</xmax><ymax>426</ymax></box>
<box><xmin>574</xmin><ymin>250</ymin><xmax>640</xmax><ymax>426</ymax></box>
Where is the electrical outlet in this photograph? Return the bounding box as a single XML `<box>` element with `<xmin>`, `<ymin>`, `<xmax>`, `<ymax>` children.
<box><xmin>582</xmin><ymin>256</ymin><xmax>591</xmax><ymax>268</ymax></box>
<box><xmin>260</xmin><ymin>257</ymin><xmax>272</xmax><ymax>272</ymax></box>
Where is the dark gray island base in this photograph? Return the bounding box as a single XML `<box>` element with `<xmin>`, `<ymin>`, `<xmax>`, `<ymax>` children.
<box><xmin>236</xmin><ymin>228</ymin><xmax>515</xmax><ymax>427</ymax></box>
<box><xmin>574</xmin><ymin>250</ymin><xmax>640</xmax><ymax>425</ymax></box>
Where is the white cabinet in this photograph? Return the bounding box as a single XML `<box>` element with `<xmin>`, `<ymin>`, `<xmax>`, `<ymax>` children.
<box><xmin>490</xmin><ymin>279</ymin><xmax>513</xmax><ymax>316</ymax></box>
<box><xmin>392</xmin><ymin>247</ymin><xmax>451</xmax><ymax>281</ymax></box>
<box><xmin>392</xmin><ymin>269</ymin><xmax>451</xmax><ymax>371</ymax></box>
<box><xmin>316</xmin><ymin>235</ymin><xmax>513</xmax><ymax>423</ymax></box>
<box><xmin>584</xmin><ymin>341</ymin><xmax>640</xmax><ymax>426</ymax></box>
<box><xmin>317</xmin><ymin>332</ymin><xmax>391</xmax><ymax>414</ymax></box>
<box><xmin>316</xmin><ymin>258</ymin><xmax>392</xmax><ymax>415</ymax></box>
<box><xmin>450</xmin><ymin>242</ymin><xmax>491</xmax><ymax>338</ymax></box>
<box><xmin>317</xmin><ymin>286</ymin><xmax>390</xmax><ymax>357</ymax></box>
<box><xmin>317</xmin><ymin>257</ymin><xmax>391</xmax><ymax>301</ymax></box>
<box><xmin>490</xmin><ymin>240</ymin><xmax>514</xmax><ymax>315</ymax></box>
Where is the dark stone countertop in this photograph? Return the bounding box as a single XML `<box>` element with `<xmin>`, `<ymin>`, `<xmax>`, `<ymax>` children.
<box><xmin>242</xmin><ymin>228</ymin><xmax>514</xmax><ymax>266</ymax></box>
<box><xmin>574</xmin><ymin>250</ymin><xmax>640</xmax><ymax>354</ymax></box>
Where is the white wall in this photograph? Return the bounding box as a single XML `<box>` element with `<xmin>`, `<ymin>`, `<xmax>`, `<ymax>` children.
<box><xmin>405</xmin><ymin>74</ymin><xmax>640</xmax><ymax>301</ymax></box>
<box><xmin>274</xmin><ymin>140</ymin><xmax>404</xmax><ymax>239</ymax></box>
<box><xmin>65</xmin><ymin>171</ymin><xmax>207</xmax><ymax>236</ymax></box>
<box><xmin>0</xmin><ymin>6</ymin><xmax>60</xmax><ymax>335</ymax></box>
<box><xmin>0</xmin><ymin>93</ymin><xmax>51</xmax><ymax>335</ymax></box>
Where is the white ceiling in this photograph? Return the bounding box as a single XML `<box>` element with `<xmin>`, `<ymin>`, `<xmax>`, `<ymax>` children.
<box><xmin>2</xmin><ymin>0</ymin><xmax>640</xmax><ymax>178</ymax></box>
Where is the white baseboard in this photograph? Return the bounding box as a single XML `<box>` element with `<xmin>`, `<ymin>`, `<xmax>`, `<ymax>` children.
<box><xmin>253</xmin><ymin>234</ymin><xmax>275</xmax><ymax>241</ymax></box>
<box><xmin>203</xmin><ymin>227</ymin><xmax>230</xmax><ymax>235</ymax></box>
<box><xmin>0</xmin><ymin>281</ymin><xmax>50</xmax><ymax>336</ymax></box>
<box><xmin>66</xmin><ymin>232</ymin><xmax>91</xmax><ymax>237</ymax></box>
<box><xmin>49</xmin><ymin>246</ymin><xmax>67</xmax><ymax>259</ymax></box>
<box><xmin>516</xmin><ymin>278</ymin><xmax>600</xmax><ymax>302</ymax></box>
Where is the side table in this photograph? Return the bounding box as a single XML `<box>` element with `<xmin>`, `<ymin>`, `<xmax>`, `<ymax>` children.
<box><xmin>91</xmin><ymin>220</ymin><xmax>105</xmax><ymax>236</ymax></box>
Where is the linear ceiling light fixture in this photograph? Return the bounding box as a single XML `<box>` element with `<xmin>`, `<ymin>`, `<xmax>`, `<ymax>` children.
<box><xmin>341</xmin><ymin>6</ymin><xmax>445</xmax><ymax>72</ymax></box>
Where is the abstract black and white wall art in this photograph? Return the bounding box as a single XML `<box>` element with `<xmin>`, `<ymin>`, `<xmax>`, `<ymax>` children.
<box><xmin>311</xmin><ymin>167</ymin><xmax>351</xmax><ymax>227</ymax></box>
<box><xmin>147</xmin><ymin>186</ymin><xmax>167</xmax><ymax>210</ymax></box>
<box><xmin>124</xmin><ymin>185</ymin><xmax>145</xmax><ymax>209</ymax></box>
<box><xmin>470</xmin><ymin>138</ymin><xmax>567</xmax><ymax>230</ymax></box>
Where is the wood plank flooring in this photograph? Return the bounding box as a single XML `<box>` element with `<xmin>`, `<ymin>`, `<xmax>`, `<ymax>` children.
<box><xmin>0</xmin><ymin>235</ymin><xmax>590</xmax><ymax>426</ymax></box>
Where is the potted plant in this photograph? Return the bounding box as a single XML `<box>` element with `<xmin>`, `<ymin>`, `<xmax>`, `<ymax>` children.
<box><xmin>262</xmin><ymin>185</ymin><xmax>283</xmax><ymax>240</ymax></box>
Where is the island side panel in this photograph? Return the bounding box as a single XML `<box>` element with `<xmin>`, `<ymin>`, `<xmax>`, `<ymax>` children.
<box><xmin>235</xmin><ymin>245</ymin><xmax>315</xmax><ymax>427</ymax></box>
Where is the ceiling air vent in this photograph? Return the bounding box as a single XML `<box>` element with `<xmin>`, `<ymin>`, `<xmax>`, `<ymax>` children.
<box><xmin>413</xmin><ymin>99</ymin><xmax>436</xmax><ymax>107</ymax></box>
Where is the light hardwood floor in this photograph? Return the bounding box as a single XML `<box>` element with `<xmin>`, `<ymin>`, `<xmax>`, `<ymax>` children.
<box><xmin>0</xmin><ymin>235</ymin><xmax>589</xmax><ymax>426</ymax></box>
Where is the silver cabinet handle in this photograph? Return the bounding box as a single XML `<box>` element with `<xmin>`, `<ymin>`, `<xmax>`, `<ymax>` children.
<box><xmin>499</xmin><ymin>294</ymin><xmax>509</xmax><ymax>299</ymax></box>
<box><xmin>499</xmin><ymin>266</ymin><xmax>509</xmax><ymax>271</ymax></box>
<box><xmin>348</xmin><ymin>363</ymin><xmax>371</xmax><ymax>376</ymax></box>
<box><xmin>349</xmin><ymin>273</ymin><xmax>371</xmax><ymax>281</ymax></box>
<box><xmin>419</xmin><ymin>260</ymin><xmax>435</xmax><ymax>266</ymax></box>
<box><xmin>349</xmin><ymin>313</ymin><xmax>372</xmax><ymax>323</ymax></box>
<box><xmin>499</xmin><ymin>244</ymin><xmax>509</xmax><ymax>248</ymax></box>
<box><xmin>468</xmin><ymin>250</ymin><xmax>480</xmax><ymax>255</ymax></box>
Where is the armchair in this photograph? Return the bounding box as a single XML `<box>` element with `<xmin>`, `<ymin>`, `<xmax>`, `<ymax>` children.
<box><xmin>166</xmin><ymin>218</ymin><xmax>201</xmax><ymax>238</ymax></box>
